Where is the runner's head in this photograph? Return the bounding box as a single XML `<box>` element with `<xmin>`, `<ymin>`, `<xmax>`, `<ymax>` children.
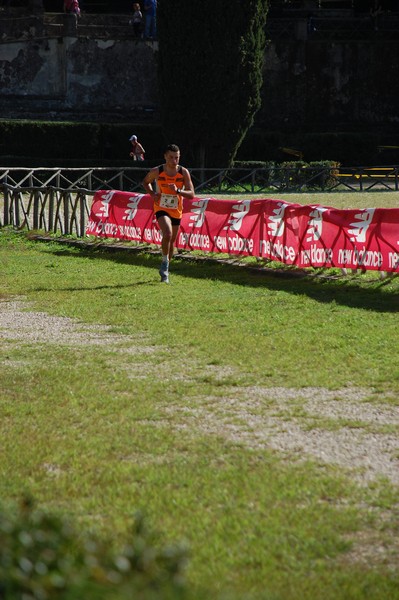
<box><xmin>164</xmin><ymin>144</ymin><xmax>180</xmax><ymax>168</ymax></box>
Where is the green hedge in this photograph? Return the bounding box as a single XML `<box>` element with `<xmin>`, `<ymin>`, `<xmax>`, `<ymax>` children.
<box><xmin>0</xmin><ymin>120</ymin><xmax>164</xmax><ymax>166</ymax></box>
<box><xmin>0</xmin><ymin>120</ymin><xmax>388</xmax><ymax>167</ymax></box>
<box><xmin>278</xmin><ymin>160</ymin><xmax>340</xmax><ymax>188</ymax></box>
<box><xmin>232</xmin><ymin>160</ymin><xmax>277</xmax><ymax>186</ymax></box>
<box><xmin>233</xmin><ymin>159</ymin><xmax>339</xmax><ymax>190</ymax></box>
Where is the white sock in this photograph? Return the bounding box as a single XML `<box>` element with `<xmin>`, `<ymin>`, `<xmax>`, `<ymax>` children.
<box><xmin>162</xmin><ymin>254</ymin><xmax>169</xmax><ymax>264</ymax></box>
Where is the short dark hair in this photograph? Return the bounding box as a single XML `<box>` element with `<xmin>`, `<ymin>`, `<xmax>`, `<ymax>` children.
<box><xmin>165</xmin><ymin>144</ymin><xmax>180</xmax><ymax>154</ymax></box>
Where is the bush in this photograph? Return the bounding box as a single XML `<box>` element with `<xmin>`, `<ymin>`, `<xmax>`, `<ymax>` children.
<box><xmin>277</xmin><ymin>160</ymin><xmax>340</xmax><ymax>190</ymax></box>
<box><xmin>0</xmin><ymin>121</ymin><xmax>100</xmax><ymax>161</ymax></box>
<box><xmin>303</xmin><ymin>160</ymin><xmax>340</xmax><ymax>188</ymax></box>
<box><xmin>0</xmin><ymin>121</ymin><xmax>384</xmax><ymax>169</ymax></box>
<box><xmin>232</xmin><ymin>160</ymin><xmax>276</xmax><ymax>187</ymax></box>
<box><xmin>0</xmin><ymin>497</ymin><xmax>188</xmax><ymax>600</ymax></box>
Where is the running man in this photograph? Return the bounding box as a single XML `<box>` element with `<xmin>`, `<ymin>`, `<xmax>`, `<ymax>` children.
<box><xmin>142</xmin><ymin>144</ymin><xmax>195</xmax><ymax>283</ymax></box>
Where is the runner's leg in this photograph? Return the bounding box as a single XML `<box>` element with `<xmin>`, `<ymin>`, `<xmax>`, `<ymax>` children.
<box><xmin>157</xmin><ymin>215</ymin><xmax>172</xmax><ymax>281</ymax></box>
<box><xmin>157</xmin><ymin>214</ymin><xmax>173</xmax><ymax>257</ymax></box>
<box><xmin>169</xmin><ymin>224</ymin><xmax>180</xmax><ymax>260</ymax></box>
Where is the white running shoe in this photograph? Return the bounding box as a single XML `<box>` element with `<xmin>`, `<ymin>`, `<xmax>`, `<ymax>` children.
<box><xmin>159</xmin><ymin>261</ymin><xmax>169</xmax><ymax>283</ymax></box>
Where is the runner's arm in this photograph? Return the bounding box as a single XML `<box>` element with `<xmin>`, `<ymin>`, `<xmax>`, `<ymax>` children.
<box><xmin>142</xmin><ymin>168</ymin><xmax>159</xmax><ymax>196</ymax></box>
<box><xmin>178</xmin><ymin>168</ymin><xmax>195</xmax><ymax>199</ymax></box>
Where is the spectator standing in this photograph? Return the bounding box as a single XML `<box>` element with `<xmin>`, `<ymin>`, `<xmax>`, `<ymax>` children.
<box><xmin>129</xmin><ymin>135</ymin><xmax>145</xmax><ymax>161</ymax></box>
<box><xmin>144</xmin><ymin>0</ymin><xmax>157</xmax><ymax>40</ymax></box>
<box><xmin>64</xmin><ymin>0</ymin><xmax>81</xmax><ymax>20</ymax></box>
<box><xmin>130</xmin><ymin>3</ymin><xmax>143</xmax><ymax>38</ymax></box>
<box><xmin>64</xmin><ymin>0</ymin><xmax>81</xmax><ymax>15</ymax></box>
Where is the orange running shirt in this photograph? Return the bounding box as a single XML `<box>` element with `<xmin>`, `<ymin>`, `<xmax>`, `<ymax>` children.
<box><xmin>153</xmin><ymin>165</ymin><xmax>185</xmax><ymax>219</ymax></box>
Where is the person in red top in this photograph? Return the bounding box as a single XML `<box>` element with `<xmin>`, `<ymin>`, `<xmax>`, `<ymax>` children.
<box><xmin>143</xmin><ymin>144</ymin><xmax>195</xmax><ymax>283</ymax></box>
<box><xmin>64</xmin><ymin>0</ymin><xmax>80</xmax><ymax>16</ymax></box>
<box><xmin>129</xmin><ymin>134</ymin><xmax>145</xmax><ymax>161</ymax></box>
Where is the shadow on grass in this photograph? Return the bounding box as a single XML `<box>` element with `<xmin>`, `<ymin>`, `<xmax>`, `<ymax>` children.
<box><xmin>37</xmin><ymin>239</ymin><xmax>399</xmax><ymax>314</ymax></box>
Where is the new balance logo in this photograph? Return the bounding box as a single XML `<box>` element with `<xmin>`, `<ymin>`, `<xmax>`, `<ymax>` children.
<box><xmin>123</xmin><ymin>194</ymin><xmax>144</xmax><ymax>221</ymax></box>
<box><xmin>224</xmin><ymin>201</ymin><xmax>251</xmax><ymax>231</ymax></box>
<box><xmin>348</xmin><ymin>209</ymin><xmax>375</xmax><ymax>243</ymax></box>
<box><xmin>306</xmin><ymin>207</ymin><xmax>328</xmax><ymax>242</ymax></box>
<box><xmin>188</xmin><ymin>199</ymin><xmax>210</xmax><ymax>228</ymax></box>
<box><xmin>268</xmin><ymin>202</ymin><xmax>288</xmax><ymax>237</ymax></box>
<box><xmin>95</xmin><ymin>190</ymin><xmax>115</xmax><ymax>218</ymax></box>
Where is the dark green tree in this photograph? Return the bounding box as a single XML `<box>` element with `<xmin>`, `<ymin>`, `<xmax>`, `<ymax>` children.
<box><xmin>157</xmin><ymin>0</ymin><xmax>269</xmax><ymax>168</ymax></box>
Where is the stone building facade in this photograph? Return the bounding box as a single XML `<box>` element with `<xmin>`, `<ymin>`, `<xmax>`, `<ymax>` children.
<box><xmin>0</xmin><ymin>9</ymin><xmax>399</xmax><ymax>138</ymax></box>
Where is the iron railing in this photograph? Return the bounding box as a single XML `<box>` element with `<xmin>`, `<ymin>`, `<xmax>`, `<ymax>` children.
<box><xmin>1</xmin><ymin>165</ymin><xmax>398</xmax><ymax>236</ymax></box>
<box><xmin>2</xmin><ymin>166</ymin><xmax>399</xmax><ymax>193</ymax></box>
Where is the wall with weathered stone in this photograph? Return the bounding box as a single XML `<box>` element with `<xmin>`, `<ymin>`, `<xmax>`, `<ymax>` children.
<box><xmin>257</xmin><ymin>38</ymin><xmax>399</xmax><ymax>134</ymax></box>
<box><xmin>0</xmin><ymin>31</ymin><xmax>158</xmax><ymax>120</ymax></box>
<box><xmin>1</xmin><ymin>20</ymin><xmax>398</xmax><ymax>137</ymax></box>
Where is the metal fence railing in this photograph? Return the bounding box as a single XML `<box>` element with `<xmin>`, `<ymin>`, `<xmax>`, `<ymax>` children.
<box><xmin>2</xmin><ymin>165</ymin><xmax>399</xmax><ymax>192</ymax></box>
<box><xmin>1</xmin><ymin>166</ymin><xmax>398</xmax><ymax>236</ymax></box>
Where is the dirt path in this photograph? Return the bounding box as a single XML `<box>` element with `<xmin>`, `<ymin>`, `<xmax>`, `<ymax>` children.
<box><xmin>1</xmin><ymin>297</ymin><xmax>398</xmax><ymax>487</ymax></box>
<box><xmin>2</xmin><ymin>297</ymin><xmax>399</xmax><ymax>570</ymax></box>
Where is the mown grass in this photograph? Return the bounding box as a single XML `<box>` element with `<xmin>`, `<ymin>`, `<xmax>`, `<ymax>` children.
<box><xmin>263</xmin><ymin>190</ymin><xmax>399</xmax><ymax>210</ymax></box>
<box><xmin>202</xmin><ymin>190</ymin><xmax>399</xmax><ymax>209</ymax></box>
<box><xmin>1</xmin><ymin>213</ymin><xmax>399</xmax><ymax>600</ymax></box>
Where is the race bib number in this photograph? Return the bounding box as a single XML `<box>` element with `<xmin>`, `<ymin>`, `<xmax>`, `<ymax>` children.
<box><xmin>160</xmin><ymin>193</ymin><xmax>178</xmax><ymax>209</ymax></box>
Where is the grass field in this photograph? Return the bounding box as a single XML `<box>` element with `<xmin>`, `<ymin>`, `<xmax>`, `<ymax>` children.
<box><xmin>246</xmin><ymin>191</ymin><xmax>399</xmax><ymax>209</ymax></box>
<box><xmin>1</xmin><ymin>190</ymin><xmax>399</xmax><ymax>599</ymax></box>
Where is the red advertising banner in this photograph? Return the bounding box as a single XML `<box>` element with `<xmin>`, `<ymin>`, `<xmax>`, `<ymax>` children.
<box><xmin>86</xmin><ymin>191</ymin><xmax>399</xmax><ymax>272</ymax></box>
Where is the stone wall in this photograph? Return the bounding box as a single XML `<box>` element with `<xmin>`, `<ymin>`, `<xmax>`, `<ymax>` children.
<box><xmin>257</xmin><ymin>37</ymin><xmax>399</xmax><ymax>134</ymax></box>
<box><xmin>0</xmin><ymin>12</ymin><xmax>398</xmax><ymax>137</ymax></box>
<box><xmin>0</xmin><ymin>15</ymin><xmax>159</xmax><ymax>121</ymax></box>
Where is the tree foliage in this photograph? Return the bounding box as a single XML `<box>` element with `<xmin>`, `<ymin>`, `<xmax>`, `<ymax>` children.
<box><xmin>157</xmin><ymin>0</ymin><xmax>269</xmax><ymax>168</ymax></box>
